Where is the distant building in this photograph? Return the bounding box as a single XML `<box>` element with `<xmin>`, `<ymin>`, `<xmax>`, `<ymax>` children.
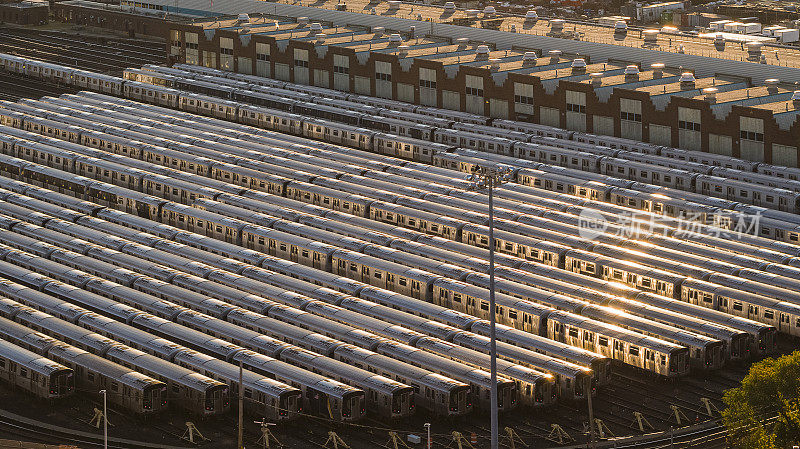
<box><xmin>622</xmin><ymin>1</ymin><xmax>684</xmax><ymax>23</ymax></box>
<box><xmin>0</xmin><ymin>1</ymin><xmax>48</xmax><ymax>25</ymax></box>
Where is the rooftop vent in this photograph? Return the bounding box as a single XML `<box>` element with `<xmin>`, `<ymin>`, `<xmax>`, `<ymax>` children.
<box><xmin>714</xmin><ymin>34</ymin><xmax>725</xmax><ymax>44</ymax></box>
<box><xmin>765</xmin><ymin>78</ymin><xmax>780</xmax><ymax>94</ymax></box>
<box><xmin>525</xmin><ymin>10</ymin><xmax>538</xmax><ymax>21</ymax></box>
<box><xmin>590</xmin><ymin>72</ymin><xmax>603</xmax><ymax>85</ymax></box>
<box><xmin>297</xmin><ymin>17</ymin><xmax>309</xmax><ymax>26</ymax></box>
<box><xmin>316</xmin><ymin>33</ymin><xmax>327</xmax><ymax>44</ymax></box>
<box><xmin>522</xmin><ymin>51</ymin><xmax>538</xmax><ymax>65</ymax></box>
<box><xmin>571</xmin><ymin>58</ymin><xmax>587</xmax><ymax>73</ymax></box>
<box><xmin>398</xmin><ymin>45</ymin><xmax>409</xmax><ymax>57</ymax></box>
<box><xmin>388</xmin><ymin>33</ymin><xmax>403</xmax><ymax>45</ymax></box>
<box><xmin>643</xmin><ymin>29</ymin><xmax>658</xmax><ymax>44</ymax></box>
<box><xmin>550</xmin><ymin>19</ymin><xmax>565</xmax><ymax>33</ymax></box>
<box><xmin>548</xmin><ymin>49</ymin><xmax>562</xmax><ymax>62</ymax></box>
<box><xmin>444</xmin><ymin>1</ymin><xmax>455</xmax><ymax>9</ymax></box>
<box><xmin>702</xmin><ymin>87</ymin><xmax>718</xmax><ymax>103</ymax></box>
<box><xmin>490</xmin><ymin>58</ymin><xmax>501</xmax><ymax>71</ymax></box>
<box><xmin>614</xmin><ymin>21</ymin><xmax>628</xmax><ymax>32</ymax></box>
<box><xmin>466</xmin><ymin>9</ymin><xmax>479</xmax><ymax>18</ymax></box>
<box><xmin>679</xmin><ymin>72</ymin><xmax>696</xmax><ymax>89</ymax></box>
<box><xmin>650</xmin><ymin>62</ymin><xmax>665</xmax><ymax>78</ymax></box>
<box><xmin>476</xmin><ymin>45</ymin><xmax>490</xmax><ymax>59</ymax></box>
<box><xmin>237</xmin><ymin>13</ymin><xmax>251</xmax><ymax>23</ymax></box>
<box><xmin>624</xmin><ymin>65</ymin><xmax>639</xmax><ymax>75</ymax></box>
<box><xmin>624</xmin><ymin>65</ymin><xmax>640</xmax><ymax>80</ymax></box>
<box><xmin>388</xmin><ymin>0</ymin><xmax>401</xmax><ymax>8</ymax></box>
<box><xmin>792</xmin><ymin>90</ymin><xmax>800</xmax><ymax>101</ymax></box>
<box><xmin>455</xmin><ymin>37</ymin><xmax>469</xmax><ymax>49</ymax></box>
<box><xmin>310</xmin><ymin>23</ymin><xmax>323</xmax><ymax>32</ymax></box>
<box><xmin>374</xmin><ymin>26</ymin><xmax>385</xmax><ymax>36</ymax></box>
<box><xmin>484</xmin><ymin>6</ymin><xmax>496</xmax><ymax>16</ymax></box>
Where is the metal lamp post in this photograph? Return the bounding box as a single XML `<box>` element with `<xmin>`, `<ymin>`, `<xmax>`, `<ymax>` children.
<box><xmin>467</xmin><ymin>164</ymin><xmax>513</xmax><ymax>449</ymax></box>
<box><xmin>99</xmin><ymin>389</ymin><xmax>108</xmax><ymax>449</ymax></box>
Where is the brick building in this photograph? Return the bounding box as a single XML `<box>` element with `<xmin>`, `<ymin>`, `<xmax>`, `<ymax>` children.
<box><xmin>161</xmin><ymin>15</ymin><xmax>800</xmax><ymax>166</ymax></box>
<box><xmin>0</xmin><ymin>1</ymin><xmax>48</xmax><ymax>26</ymax></box>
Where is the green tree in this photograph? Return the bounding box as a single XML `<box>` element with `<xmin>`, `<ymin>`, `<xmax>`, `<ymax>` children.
<box><xmin>722</xmin><ymin>351</ymin><xmax>800</xmax><ymax>449</ymax></box>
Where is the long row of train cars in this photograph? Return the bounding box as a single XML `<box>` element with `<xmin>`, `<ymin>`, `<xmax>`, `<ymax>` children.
<box><xmin>2</xmin><ymin>52</ymin><xmax>800</xmax><ymax>227</ymax></box>
<box><xmin>128</xmin><ymin>64</ymin><xmax>800</xmax><ymax>215</ymax></box>
<box><xmin>0</xmin><ymin>103</ymin><xmax>792</xmax><ymax>380</ymax></box>
<box><xmin>0</xmin><ymin>93</ymin><xmax>798</xmax><ymax>352</ymax></box>
<box><xmin>123</xmin><ymin>65</ymin><xmax>800</xmax><ymax>219</ymax></box>
<box><xmin>0</xmin><ymin>167</ymin><xmax>696</xmax><ymax>382</ymax></box>
<box><xmin>0</xmin><ymin>54</ymin><xmax>798</xmax><ymax>421</ymax></box>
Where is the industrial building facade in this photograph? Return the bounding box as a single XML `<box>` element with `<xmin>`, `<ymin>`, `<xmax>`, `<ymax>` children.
<box><xmin>164</xmin><ymin>19</ymin><xmax>800</xmax><ymax>166</ymax></box>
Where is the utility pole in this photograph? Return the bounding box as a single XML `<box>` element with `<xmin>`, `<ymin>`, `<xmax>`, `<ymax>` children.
<box><xmin>239</xmin><ymin>359</ymin><xmax>244</xmax><ymax>449</ymax></box>
<box><xmin>100</xmin><ymin>389</ymin><xmax>108</xmax><ymax>449</ymax></box>
<box><xmin>587</xmin><ymin>378</ymin><xmax>596</xmax><ymax>449</ymax></box>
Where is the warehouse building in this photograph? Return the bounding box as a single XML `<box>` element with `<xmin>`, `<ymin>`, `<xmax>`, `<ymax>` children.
<box><xmin>160</xmin><ymin>16</ymin><xmax>799</xmax><ymax>166</ymax></box>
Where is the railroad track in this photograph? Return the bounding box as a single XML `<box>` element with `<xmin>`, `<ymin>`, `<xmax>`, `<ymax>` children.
<box><xmin>0</xmin><ymin>72</ymin><xmax>78</xmax><ymax>101</ymax></box>
<box><xmin>0</xmin><ymin>408</ymin><xmax>191</xmax><ymax>449</ymax></box>
<box><xmin>0</xmin><ymin>28</ymin><xmax>166</xmax><ymax>75</ymax></box>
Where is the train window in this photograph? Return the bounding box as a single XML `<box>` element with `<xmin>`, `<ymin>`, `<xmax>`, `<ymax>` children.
<box><xmin>732</xmin><ymin>301</ymin><xmax>743</xmax><ymax>311</ymax></box>
<box><xmin>0</xmin><ymin>359</ymin><xmax>4</xmax><ymax>368</ymax></box>
<box><xmin>480</xmin><ymin>301</ymin><xmax>489</xmax><ymax>311</ymax></box>
<box><xmin>508</xmin><ymin>310</ymin><xmax>517</xmax><ymax>320</ymax></box>
<box><xmin>87</xmin><ymin>372</ymin><xmax>94</xmax><ymax>382</ymax></box>
<box><xmin>796</xmin><ymin>318</ymin><xmax>800</xmax><ymax>327</ymax></box>
<box><xmin>19</xmin><ymin>368</ymin><xmax>26</xmax><ymax>378</ymax></box>
<box><xmin>629</xmin><ymin>346</ymin><xmax>639</xmax><ymax>356</ymax></box>
<box><xmin>568</xmin><ymin>329</ymin><xmax>578</xmax><ymax>338</ymax></box>
<box><xmin>598</xmin><ymin>337</ymin><xmax>608</xmax><ymax>347</ymax></box>
<box><xmin>764</xmin><ymin>310</ymin><xmax>774</xmax><ymax>320</ymax></box>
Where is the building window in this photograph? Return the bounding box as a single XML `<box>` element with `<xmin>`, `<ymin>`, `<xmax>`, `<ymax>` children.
<box><xmin>740</xmin><ymin>130</ymin><xmax>764</xmax><ymax>142</ymax></box>
<box><xmin>465</xmin><ymin>86</ymin><xmax>483</xmax><ymax>96</ymax></box>
<box><xmin>620</xmin><ymin>111</ymin><xmax>641</xmax><ymax>122</ymax></box>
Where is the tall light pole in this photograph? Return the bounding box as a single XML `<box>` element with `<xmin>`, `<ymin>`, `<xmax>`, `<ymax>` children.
<box><xmin>467</xmin><ymin>164</ymin><xmax>513</xmax><ymax>449</ymax></box>
<box><xmin>238</xmin><ymin>359</ymin><xmax>244</xmax><ymax>449</ymax></box>
<box><xmin>424</xmin><ymin>422</ymin><xmax>431</xmax><ymax>449</ymax></box>
<box><xmin>99</xmin><ymin>389</ymin><xmax>108</xmax><ymax>449</ymax></box>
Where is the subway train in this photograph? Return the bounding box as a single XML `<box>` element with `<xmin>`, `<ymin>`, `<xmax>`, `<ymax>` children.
<box><xmin>0</xmin><ymin>98</ymin><xmax>792</xmax><ymax>338</ymax></box>
<box><xmin>0</xmin><ymin>315</ymin><xmax>167</xmax><ymax>414</ymax></box>
<box><xmin>0</xmin><ymin>204</ymin><xmax>554</xmax><ymax>409</ymax></box>
<box><xmin>6</xmin><ymin>183</ymin><xmax>617</xmax><ymax>397</ymax></box>
<box><xmin>0</xmin><ymin>158</ymin><xmax>693</xmax><ymax>381</ymax></box>
<box><xmin>0</xmin><ymin>121</ymin><xmax>792</xmax><ymax>370</ymax></box>
<box><xmin>0</xmin><ymin>336</ymin><xmax>74</xmax><ymax>400</ymax></box>
<box><xmin>0</xmin><ymin>136</ymin><xmax>734</xmax><ymax>375</ymax></box>
<box><xmin>2</xmin><ymin>101</ymin><xmax>800</xmax><ymax>301</ymax></box>
<box><xmin>1</xmin><ymin>56</ymin><xmax>800</xmax><ymax>376</ymax></box>
<box><xmin>2</xmin><ymin>53</ymin><xmax>800</xmax><ymax>224</ymax></box>
<box><xmin>0</xmin><ymin>153</ymin><xmax>709</xmax><ymax>378</ymax></box>
<box><xmin>12</xmin><ymin>82</ymin><xmax>800</xmax><ymax>247</ymax></box>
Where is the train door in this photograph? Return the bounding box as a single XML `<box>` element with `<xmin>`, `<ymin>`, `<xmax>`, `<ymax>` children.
<box><xmin>613</xmin><ymin>340</ymin><xmax>625</xmax><ymax>361</ymax></box>
<box><xmin>306</xmin><ymin>388</ymin><xmax>328</xmax><ymax>418</ymax></box>
<box><xmin>779</xmin><ymin>313</ymin><xmax>790</xmax><ymax>333</ymax></box>
<box><xmin>551</xmin><ymin>322</ymin><xmax>565</xmax><ymax>343</ymax></box>
<box><xmin>410</xmin><ymin>280</ymin><xmax>421</xmax><ymax>299</ymax></box>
